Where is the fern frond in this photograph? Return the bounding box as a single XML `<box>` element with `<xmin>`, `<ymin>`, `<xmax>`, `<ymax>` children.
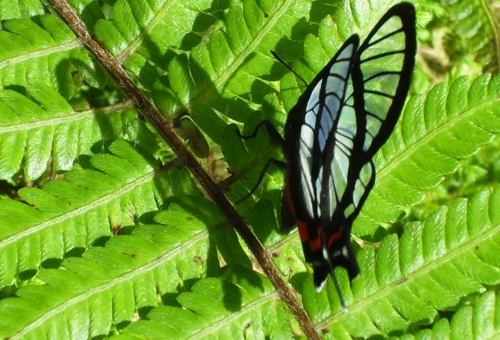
<box><xmin>0</xmin><ymin>1</ymin><xmax>45</xmax><ymax>20</ymax></box>
<box><xmin>355</xmin><ymin>74</ymin><xmax>500</xmax><ymax>238</ymax></box>
<box><xmin>295</xmin><ymin>187</ymin><xmax>500</xmax><ymax>337</ymax></box>
<box><xmin>153</xmin><ymin>0</ymin><xmax>319</xmax><ymax>142</ymax></box>
<box><xmin>0</xmin><ymin>15</ymin><xmax>107</xmax><ymax>97</ymax></box>
<box><xmin>115</xmin><ymin>267</ymin><xmax>296</xmax><ymax>339</ymax></box>
<box><xmin>0</xmin><ymin>215</ymin><xmax>227</xmax><ymax>338</ymax></box>
<box><xmin>441</xmin><ymin>0</ymin><xmax>500</xmax><ymax>73</ymax></box>
<box><xmin>0</xmin><ymin>86</ymin><xmax>155</xmax><ymax>180</ymax></box>
<box><xmin>0</xmin><ymin>141</ymin><xmax>243</xmax><ymax>338</ymax></box>
<box><xmin>0</xmin><ymin>140</ymin><xmax>162</xmax><ymax>287</ymax></box>
<box><xmin>412</xmin><ymin>290</ymin><xmax>500</xmax><ymax>339</ymax></box>
<box><xmin>93</xmin><ymin>0</ymin><xmax>222</xmax><ymax>59</ymax></box>
<box><xmin>89</xmin><ymin>0</ymin><xmax>228</xmax><ymax>92</ymax></box>
<box><xmin>1</xmin><ymin>0</ymin><xmax>499</xmax><ymax>338</ymax></box>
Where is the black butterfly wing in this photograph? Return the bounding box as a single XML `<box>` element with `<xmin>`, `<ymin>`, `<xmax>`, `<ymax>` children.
<box><xmin>282</xmin><ymin>3</ymin><xmax>416</xmax><ymax>290</ymax></box>
<box><xmin>317</xmin><ymin>3</ymin><xmax>416</xmax><ymax>288</ymax></box>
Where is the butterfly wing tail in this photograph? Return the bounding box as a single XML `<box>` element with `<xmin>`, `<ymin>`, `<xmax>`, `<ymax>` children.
<box><xmin>302</xmin><ymin>226</ymin><xmax>359</xmax><ymax>291</ymax></box>
<box><xmin>326</xmin><ymin>235</ymin><xmax>359</xmax><ymax>281</ymax></box>
<box><xmin>298</xmin><ymin>228</ymin><xmax>357</xmax><ymax>310</ymax></box>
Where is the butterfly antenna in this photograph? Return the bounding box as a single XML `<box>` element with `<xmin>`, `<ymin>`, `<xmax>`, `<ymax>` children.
<box><xmin>270</xmin><ymin>51</ymin><xmax>308</xmax><ymax>87</ymax></box>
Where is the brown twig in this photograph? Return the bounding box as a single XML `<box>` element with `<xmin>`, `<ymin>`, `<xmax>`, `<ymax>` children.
<box><xmin>46</xmin><ymin>1</ymin><xmax>320</xmax><ymax>338</ymax></box>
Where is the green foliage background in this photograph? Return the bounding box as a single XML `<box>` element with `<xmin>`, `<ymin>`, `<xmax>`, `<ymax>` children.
<box><xmin>0</xmin><ymin>0</ymin><xmax>499</xmax><ymax>338</ymax></box>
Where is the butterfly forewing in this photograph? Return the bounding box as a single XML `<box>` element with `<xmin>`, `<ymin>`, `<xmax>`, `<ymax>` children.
<box><xmin>354</xmin><ymin>5</ymin><xmax>417</xmax><ymax>157</ymax></box>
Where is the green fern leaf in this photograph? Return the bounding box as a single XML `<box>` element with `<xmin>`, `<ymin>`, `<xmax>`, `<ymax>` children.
<box><xmin>0</xmin><ymin>150</ymin><xmax>239</xmax><ymax>337</ymax></box>
<box><xmin>410</xmin><ymin>290</ymin><xmax>500</xmax><ymax>339</ymax></box>
<box><xmin>152</xmin><ymin>0</ymin><xmax>316</xmax><ymax>142</ymax></box>
<box><xmin>295</xmin><ymin>188</ymin><xmax>500</xmax><ymax>337</ymax></box>
<box><xmin>97</xmin><ymin>188</ymin><xmax>500</xmax><ymax>339</ymax></box>
<box><xmin>0</xmin><ymin>86</ymin><xmax>157</xmax><ymax>181</ymax></box>
<box><xmin>0</xmin><ymin>15</ymin><xmax>107</xmax><ymax>97</ymax></box>
<box><xmin>113</xmin><ymin>267</ymin><xmax>295</xmax><ymax>339</ymax></box>
<box><xmin>354</xmin><ymin>74</ymin><xmax>500</xmax><ymax>238</ymax></box>
<box><xmin>441</xmin><ymin>0</ymin><xmax>500</xmax><ymax>73</ymax></box>
<box><xmin>0</xmin><ymin>140</ymin><xmax>163</xmax><ymax>286</ymax></box>
<box><xmin>1</xmin><ymin>0</ymin><xmax>500</xmax><ymax>339</ymax></box>
<box><xmin>0</xmin><ymin>1</ymin><xmax>45</xmax><ymax>20</ymax></box>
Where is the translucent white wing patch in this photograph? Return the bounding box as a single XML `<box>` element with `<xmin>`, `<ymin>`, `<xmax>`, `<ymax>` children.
<box><xmin>298</xmin><ymin>42</ymin><xmax>357</xmax><ymax>219</ymax></box>
<box><xmin>342</xmin><ymin>161</ymin><xmax>375</xmax><ymax>219</ymax></box>
<box><xmin>321</xmin><ymin>10</ymin><xmax>414</xmax><ymax>221</ymax></box>
<box><xmin>322</xmin><ymin>101</ymin><xmax>357</xmax><ymax>219</ymax></box>
<box><xmin>356</xmin><ymin>14</ymin><xmax>412</xmax><ymax>156</ymax></box>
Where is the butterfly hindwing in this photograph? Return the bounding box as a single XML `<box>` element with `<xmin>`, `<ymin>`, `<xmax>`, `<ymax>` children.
<box><xmin>284</xmin><ymin>35</ymin><xmax>360</xmax><ymax>224</ymax></box>
<box><xmin>282</xmin><ymin>36</ymin><xmax>360</xmax><ymax>268</ymax></box>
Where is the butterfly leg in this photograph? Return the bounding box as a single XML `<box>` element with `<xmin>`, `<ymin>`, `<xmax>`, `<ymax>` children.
<box><xmin>236</xmin><ymin>158</ymin><xmax>285</xmax><ymax>203</ymax></box>
<box><xmin>236</xmin><ymin>119</ymin><xmax>284</xmax><ymax>147</ymax></box>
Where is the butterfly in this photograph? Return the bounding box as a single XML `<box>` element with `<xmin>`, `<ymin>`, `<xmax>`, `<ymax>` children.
<box><xmin>237</xmin><ymin>2</ymin><xmax>416</xmax><ymax>306</ymax></box>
